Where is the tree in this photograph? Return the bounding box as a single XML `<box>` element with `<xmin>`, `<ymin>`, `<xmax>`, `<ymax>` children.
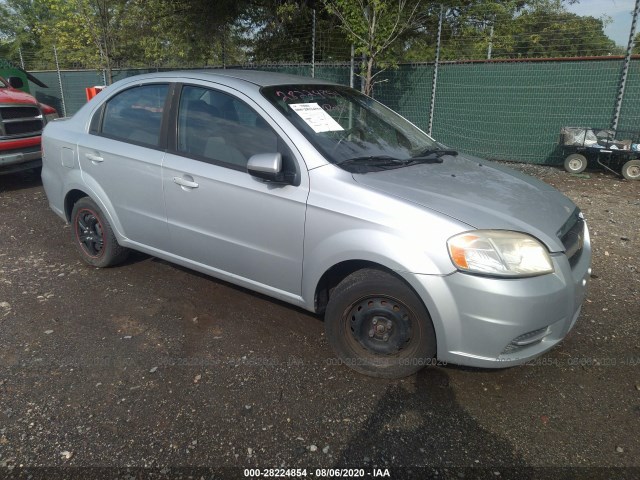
<box><xmin>28</xmin><ymin>0</ymin><xmax>247</xmax><ymax>76</ymax></box>
<box><xmin>323</xmin><ymin>0</ymin><xmax>428</xmax><ymax>95</ymax></box>
<box><xmin>629</xmin><ymin>31</ymin><xmax>640</xmax><ymax>54</ymax></box>
<box><xmin>0</xmin><ymin>0</ymin><xmax>625</xmax><ymax>74</ymax></box>
<box><xmin>37</xmin><ymin>0</ymin><xmax>132</xmax><ymax>82</ymax></box>
<box><xmin>140</xmin><ymin>0</ymin><xmax>246</xmax><ymax>66</ymax></box>
<box><xmin>394</xmin><ymin>1</ymin><xmax>529</xmax><ymax>61</ymax></box>
<box><xmin>239</xmin><ymin>0</ymin><xmax>350</xmax><ymax>63</ymax></box>
<box><xmin>0</xmin><ymin>0</ymin><xmax>55</xmax><ymax>64</ymax></box>
<box><xmin>505</xmin><ymin>7</ymin><xmax>621</xmax><ymax>58</ymax></box>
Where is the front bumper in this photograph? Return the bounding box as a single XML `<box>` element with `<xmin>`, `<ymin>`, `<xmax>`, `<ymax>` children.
<box><xmin>409</xmin><ymin>224</ymin><xmax>591</xmax><ymax>368</ymax></box>
<box><xmin>0</xmin><ymin>145</ymin><xmax>42</xmax><ymax>173</ymax></box>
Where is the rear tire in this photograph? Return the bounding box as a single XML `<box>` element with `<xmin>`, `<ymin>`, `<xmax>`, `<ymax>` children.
<box><xmin>564</xmin><ymin>153</ymin><xmax>587</xmax><ymax>174</ymax></box>
<box><xmin>324</xmin><ymin>268</ymin><xmax>436</xmax><ymax>379</ymax></box>
<box><xmin>621</xmin><ymin>159</ymin><xmax>640</xmax><ymax>180</ymax></box>
<box><xmin>71</xmin><ymin>197</ymin><xmax>129</xmax><ymax>267</ymax></box>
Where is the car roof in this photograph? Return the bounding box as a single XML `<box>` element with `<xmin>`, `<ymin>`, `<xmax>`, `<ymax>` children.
<box><xmin>122</xmin><ymin>69</ymin><xmax>339</xmax><ymax>88</ymax></box>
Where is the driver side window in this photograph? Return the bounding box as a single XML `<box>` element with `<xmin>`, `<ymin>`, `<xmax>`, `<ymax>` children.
<box><xmin>177</xmin><ymin>85</ymin><xmax>285</xmax><ymax>171</ymax></box>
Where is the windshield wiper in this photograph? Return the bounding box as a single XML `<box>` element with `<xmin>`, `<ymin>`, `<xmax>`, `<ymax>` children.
<box><xmin>336</xmin><ymin>155</ymin><xmax>406</xmax><ymax>173</ymax></box>
<box><xmin>396</xmin><ymin>148</ymin><xmax>458</xmax><ymax>166</ymax></box>
<box><xmin>337</xmin><ymin>151</ymin><xmax>457</xmax><ymax>171</ymax></box>
<box><xmin>337</xmin><ymin>155</ymin><xmax>404</xmax><ymax>167</ymax></box>
<box><xmin>411</xmin><ymin>148</ymin><xmax>458</xmax><ymax>160</ymax></box>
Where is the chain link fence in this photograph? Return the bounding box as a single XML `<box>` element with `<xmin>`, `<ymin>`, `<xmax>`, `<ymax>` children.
<box><xmin>5</xmin><ymin>5</ymin><xmax>640</xmax><ymax>165</ymax></box>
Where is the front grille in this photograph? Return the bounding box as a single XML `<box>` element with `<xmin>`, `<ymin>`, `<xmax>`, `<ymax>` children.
<box><xmin>0</xmin><ymin>105</ymin><xmax>43</xmax><ymax>139</ymax></box>
<box><xmin>558</xmin><ymin>210</ymin><xmax>585</xmax><ymax>267</ymax></box>
<box><xmin>4</xmin><ymin>120</ymin><xmax>43</xmax><ymax>136</ymax></box>
<box><xmin>0</xmin><ymin>106</ymin><xmax>40</xmax><ymax>120</ymax></box>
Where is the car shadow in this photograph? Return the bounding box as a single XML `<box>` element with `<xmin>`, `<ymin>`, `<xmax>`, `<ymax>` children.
<box><xmin>332</xmin><ymin>367</ymin><xmax>531</xmax><ymax>476</ymax></box>
<box><xmin>0</xmin><ymin>169</ymin><xmax>42</xmax><ymax>193</ymax></box>
<box><xmin>115</xmin><ymin>249</ymin><xmax>152</xmax><ymax>267</ymax></box>
<box><xmin>148</xmin><ymin>257</ymin><xmax>320</xmax><ymax>319</ymax></box>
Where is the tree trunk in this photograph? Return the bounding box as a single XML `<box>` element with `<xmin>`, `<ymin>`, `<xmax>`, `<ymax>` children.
<box><xmin>364</xmin><ymin>55</ymin><xmax>375</xmax><ymax>96</ymax></box>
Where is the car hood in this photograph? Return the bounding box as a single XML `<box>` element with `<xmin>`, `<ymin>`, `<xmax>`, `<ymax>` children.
<box><xmin>351</xmin><ymin>155</ymin><xmax>576</xmax><ymax>252</ymax></box>
<box><xmin>0</xmin><ymin>87</ymin><xmax>39</xmax><ymax>105</ymax></box>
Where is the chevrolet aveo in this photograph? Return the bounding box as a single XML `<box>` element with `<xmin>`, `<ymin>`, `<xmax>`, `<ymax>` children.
<box><xmin>41</xmin><ymin>70</ymin><xmax>591</xmax><ymax>378</ymax></box>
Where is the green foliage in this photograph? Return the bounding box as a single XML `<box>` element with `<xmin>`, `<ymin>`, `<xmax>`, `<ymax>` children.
<box><xmin>0</xmin><ymin>0</ymin><xmax>55</xmax><ymax>60</ymax></box>
<box><xmin>237</xmin><ymin>1</ymin><xmax>349</xmax><ymax>63</ymax></box>
<box><xmin>324</xmin><ymin>0</ymin><xmax>428</xmax><ymax>94</ymax></box>
<box><xmin>632</xmin><ymin>31</ymin><xmax>640</xmax><ymax>54</ymax></box>
<box><xmin>400</xmin><ymin>0</ymin><xmax>619</xmax><ymax>61</ymax></box>
<box><xmin>0</xmin><ymin>0</ymin><xmax>627</xmax><ymax>81</ymax></box>
<box><xmin>504</xmin><ymin>7</ymin><xmax>621</xmax><ymax>58</ymax></box>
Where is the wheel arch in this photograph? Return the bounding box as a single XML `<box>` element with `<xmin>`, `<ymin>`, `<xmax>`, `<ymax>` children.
<box><xmin>313</xmin><ymin>260</ymin><xmax>433</xmax><ymax>321</ymax></box>
<box><xmin>64</xmin><ymin>189</ymin><xmax>89</xmax><ymax>221</ymax></box>
<box><xmin>61</xmin><ymin>173</ymin><xmax>127</xmax><ymax>242</ymax></box>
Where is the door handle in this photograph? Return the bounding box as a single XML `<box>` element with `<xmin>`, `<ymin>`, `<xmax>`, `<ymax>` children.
<box><xmin>85</xmin><ymin>153</ymin><xmax>104</xmax><ymax>163</ymax></box>
<box><xmin>173</xmin><ymin>176</ymin><xmax>199</xmax><ymax>189</ymax></box>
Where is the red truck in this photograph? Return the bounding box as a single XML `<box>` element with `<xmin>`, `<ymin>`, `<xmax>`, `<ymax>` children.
<box><xmin>0</xmin><ymin>75</ymin><xmax>58</xmax><ymax>174</ymax></box>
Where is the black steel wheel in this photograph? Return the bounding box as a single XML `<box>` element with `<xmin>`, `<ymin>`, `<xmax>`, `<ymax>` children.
<box><xmin>71</xmin><ymin>197</ymin><xmax>129</xmax><ymax>267</ymax></box>
<box><xmin>564</xmin><ymin>153</ymin><xmax>587</xmax><ymax>174</ymax></box>
<box><xmin>622</xmin><ymin>159</ymin><xmax>640</xmax><ymax>180</ymax></box>
<box><xmin>324</xmin><ymin>268</ymin><xmax>436</xmax><ymax>378</ymax></box>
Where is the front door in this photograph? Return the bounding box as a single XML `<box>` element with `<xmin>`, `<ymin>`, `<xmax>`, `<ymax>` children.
<box><xmin>162</xmin><ymin>84</ymin><xmax>308</xmax><ymax>296</ymax></box>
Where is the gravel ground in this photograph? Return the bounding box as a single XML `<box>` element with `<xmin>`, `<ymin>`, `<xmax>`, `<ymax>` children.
<box><xmin>0</xmin><ymin>163</ymin><xmax>638</xmax><ymax>479</ymax></box>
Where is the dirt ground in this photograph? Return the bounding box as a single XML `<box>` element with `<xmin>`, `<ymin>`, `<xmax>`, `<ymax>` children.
<box><xmin>0</xmin><ymin>162</ymin><xmax>638</xmax><ymax>479</ymax></box>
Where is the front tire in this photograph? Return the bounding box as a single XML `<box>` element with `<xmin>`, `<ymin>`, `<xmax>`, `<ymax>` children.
<box><xmin>324</xmin><ymin>269</ymin><xmax>436</xmax><ymax>379</ymax></box>
<box><xmin>71</xmin><ymin>197</ymin><xmax>129</xmax><ymax>267</ymax></box>
<box><xmin>622</xmin><ymin>159</ymin><xmax>640</xmax><ymax>180</ymax></box>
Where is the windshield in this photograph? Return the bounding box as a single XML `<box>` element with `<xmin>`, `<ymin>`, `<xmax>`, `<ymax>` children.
<box><xmin>261</xmin><ymin>85</ymin><xmax>446</xmax><ymax>171</ymax></box>
<box><xmin>0</xmin><ymin>78</ymin><xmax>7</xmax><ymax>88</ymax></box>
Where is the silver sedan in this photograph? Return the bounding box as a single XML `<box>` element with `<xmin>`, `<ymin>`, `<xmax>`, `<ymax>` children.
<box><xmin>41</xmin><ymin>70</ymin><xmax>591</xmax><ymax>378</ymax></box>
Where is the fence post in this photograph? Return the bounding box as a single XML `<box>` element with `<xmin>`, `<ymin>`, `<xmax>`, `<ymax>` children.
<box><xmin>18</xmin><ymin>48</ymin><xmax>25</xmax><ymax>70</ymax></box>
<box><xmin>222</xmin><ymin>24</ymin><xmax>227</xmax><ymax>69</ymax></box>
<box><xmin>428</xmin><ymin>4</ymin><xmax>443</xmax><ymax>136</ymax></box>
<box><xmin>350</xmin><ymin>44</ymin><xmax>355</xmax><ymax>88</ymax></box>
<box><xmin>612</xmin><ymin>0</ymin><xmax>640</xmax><ymax>131</ymax></box>
<box><xmin>311</xmin><ymin>9</ymin><xmax>316</xmax><ymax>78</ymax></box>
<box><xmin>53</xmin><ymin>45</ymin><xmax>67</xmax><ymax>118</ymax></box>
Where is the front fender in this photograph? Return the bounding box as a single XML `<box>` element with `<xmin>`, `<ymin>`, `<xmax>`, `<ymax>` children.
<box><xmin>301</xmin><ymin>226</ymin><xmax>457</xmax><ymax>309</ymax></box>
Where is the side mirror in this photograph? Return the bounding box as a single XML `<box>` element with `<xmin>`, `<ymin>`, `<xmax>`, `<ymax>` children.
<box><xmin>7</xmin><ymin>77</ymin><xmax>24</xmax><ymax>89</ymax></box>
<box><xmin>247</xmin><ymin>153</ymin><xmax>288</xmax><ymax>183</ymax></box>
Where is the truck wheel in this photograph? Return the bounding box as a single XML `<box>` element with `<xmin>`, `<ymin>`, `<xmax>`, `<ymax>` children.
<box><xmin>564</xmin><ymin>153</ymin><xmax>587</xmax><ymax>174</ymax></box>
<box><xmin>324</xmin><ymin>269</ymin><xmax>436</xmax><ymax>379</ymax></box>
<box><xmin>71</xmin><ymin>197</ymin><xmax>129</xmax><ymax>267</ymax></box>
<box><xmin>622</xmin><ymin>159</ymin><xmax>640</xmax><ymax>180</ymax></box>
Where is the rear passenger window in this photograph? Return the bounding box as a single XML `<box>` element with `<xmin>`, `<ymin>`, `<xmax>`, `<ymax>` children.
<box><xmin>98</xmin><ymin>84</ymin><xmax>168</xmax><ymax>147</ymax></box>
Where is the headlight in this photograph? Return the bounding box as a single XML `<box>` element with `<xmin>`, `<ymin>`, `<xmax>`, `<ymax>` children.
<box><xmin>45</xmin><ymin>113</ymin><xmax>59</xmax><ymax>123</ymax></box>
<box><xmin>447</xmin><ymin>230</ymin><xmax>554</xmax><ymax>277</ymax></box>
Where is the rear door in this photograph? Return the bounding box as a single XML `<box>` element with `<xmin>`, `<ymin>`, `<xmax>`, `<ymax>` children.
<box><xmin>78</xmin><ymin>83</ymin><xmax>170</xmax><ymax>250</ymax></box>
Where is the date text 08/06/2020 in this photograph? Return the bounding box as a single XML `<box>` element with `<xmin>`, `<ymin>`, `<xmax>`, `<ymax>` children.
<box><xmin>244</xmin><ymin>468</ymin><xmax>392</xmax><ymax>478</ymax></box>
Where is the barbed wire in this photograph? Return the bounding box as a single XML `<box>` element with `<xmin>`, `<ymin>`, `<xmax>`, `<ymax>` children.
<box><xmin>3</xmin><ymin>12</ymin><xmax>630</xmax><ymax>72</ymax></box>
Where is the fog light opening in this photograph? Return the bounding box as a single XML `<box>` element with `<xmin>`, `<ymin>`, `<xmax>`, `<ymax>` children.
<box><xmin>502</xmin><ymin>327</ymin><xmax>551</xmax><ymax>354</ymax></box>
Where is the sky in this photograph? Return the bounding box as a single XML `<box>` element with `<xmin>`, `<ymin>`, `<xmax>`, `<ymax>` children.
<box><xmin>566</xmin><ymin>0</ymin><xmax>637</xmax><ymax>47</ymax></box>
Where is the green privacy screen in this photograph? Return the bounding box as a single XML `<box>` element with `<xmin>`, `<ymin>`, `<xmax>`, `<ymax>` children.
<box><xmin>29</xmin><ymin>57</ymin><xmax>640</xmax><ymax>165</ymax></box>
